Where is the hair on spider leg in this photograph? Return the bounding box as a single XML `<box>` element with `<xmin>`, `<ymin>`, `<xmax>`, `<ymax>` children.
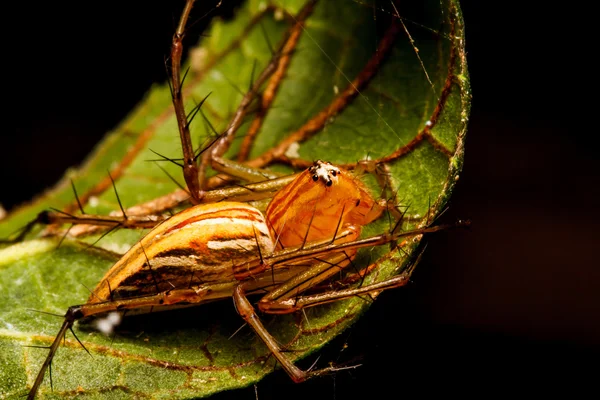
<box><xmin>146</xmin><ymin>148</ymin><xmax>184</xmax><ymax>167</ymax></box>
<box><xmin>390</xmin><ymin>243</ymin><xmax>429</xmax><ymax>287</ymax></box>
<box><xmin>389</xmin><ymin>202</ymin><xmax>415</xmax><ymax>237</ymax></box>
<box><xmin>80</xmin><ymin>282</ymin><xmax>103</xmax><ymax>303</ymax></box>
<box><xmin>350</xmin><ymin>292</ymin><xmax>378</xmax><ymax>306</ymax></box>
<box><xmin>394</xmin><ymin>241</ymin><xmax>411</xmax><ymax>259</ymax></box>
<box><xmin>258</xmin><ymin>21</ymin><xmax>276</xmax><ymax>56</ymax></box>
<box><xmin>80</xmin><ymin>223</ymin><xmax>122</xmax><ymax>252</ymax></box>
<box><xmin>251</xmin><ymin>225</ymin><xmax>267</xmax><ymax>270</ymax></box>
<box><xmin>70</xmin><ymin>179</ymin><xmax>86</xmax><ymax>215</ymax></box>
<box><xmin>328</xmin><ymin>204</ymin><xmax>347</xmax><ymax>246</ymax></box>
<box><xmin>198</xmin><ymin>107</ymin><xmax>220</xmax><ymax>141</ymax></box>
<box><xmin>151</xmin><ymin>161</ymin><xmax>190</xmax><ymax>197</ymax></box>
<box><xmin>228</xmin><ymin>321</ymin><xmax>249</xmax><ymax>341</ymax></box>
<box><xmin>106</xmin><ymin>170</ymin><xmax>127</xmax><ymax>221</ymax></box>
<box><xmin>140</xmin><ymin>244</ymin><xmax>162</xmax><ymax>295</ymax></box>
<box><xmin>105</xmin><ymin>279</ymin><xmax>114</xmax><ymax>303</ymax></box>
<box><xmin>265</xmin><ymin>212</ymin><xmax>286</xmax><ymax>251</ymax></box>
<box><xmin>388</xmin><ymin>200</ymin><xmax>413</xmax><ymax>234</ymax></box>
<box><xmin>187</xmin><ymin>270</ymin><xmax>196</xmax><ymax>289</ymax></box>
<box><xmin>25</xmin><ymin>309</ymin><xmax>64</xmax><ymax>319</ymax></box>
<box><xmin>314</xmin><ymin>252</ymin><xmax>369</xmax><ymax>294</ymax></box>
<box><xmin>342</xmin><ymin>252</ymin><xmax>371</xmax><ymax>289</ymax></box>
<box><xmin>222</xmin><ymin>72</ymin><xmax>248</xmax><ymax>98</ymax></box>
<box><xmin>300</xmin><ymin>308</ymin><xmax>314</xmax><ymax>332</ymax></box>
<box><xmin>185</xmin><ymin>92</ymin><xmax>213</xmax><ymax>131</ymax></box>
<box><xmin>177</xmin><ymin>65</ymin><xmax>192</xmax><ymax>97</ymax></box>
<box><xmin>22</xmin><ymin>344</ymin><xmax>52</xmax><ymax>350</ymax></box>
<box><xmin>299</xmin><ymin>200</ymin><xmax>320</xmax><ymax>250</ymax></box>
<box><xmin>247</xmin><ymin>59</ymin><xmax>259</xmax><ymax>93</ymax></box>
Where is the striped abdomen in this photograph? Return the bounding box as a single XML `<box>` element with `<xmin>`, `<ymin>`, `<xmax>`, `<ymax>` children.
<box><xmin>90</xmin><ymin>202</ymin><xmax>274</xmax><ymax>302</ymax></box>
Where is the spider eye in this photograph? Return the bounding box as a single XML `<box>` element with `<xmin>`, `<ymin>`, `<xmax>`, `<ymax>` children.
<box><xmin>331</xmin><ymin>170</ymin><xmax>337</xmax><ymax>177</ymax></box>
<box><xmin>312</xmin><ymin>174</ymin><xmax>319</xmax><ymax>182</ymax></box>
<box><xmin>326</xmin><ymin>180</ymin><xmax>333</xmax><ymax>187</ymax></box>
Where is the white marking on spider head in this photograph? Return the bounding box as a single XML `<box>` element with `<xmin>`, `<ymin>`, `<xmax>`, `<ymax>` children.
<box><xmin>94</xmin><ymin>312</ymin><xmax>122</xmax><ymax>336</ymax></box>
<box><xmin>309</xmin><ymin>160</ymin><xmax>341</xmax><ymax>187</ymax></box>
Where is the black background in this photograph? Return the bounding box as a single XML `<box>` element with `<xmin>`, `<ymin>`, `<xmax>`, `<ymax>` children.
<box><xmin>2</xmin><ymin>1</ymin><xmax>598</xmax><ymax>398</ymax></box>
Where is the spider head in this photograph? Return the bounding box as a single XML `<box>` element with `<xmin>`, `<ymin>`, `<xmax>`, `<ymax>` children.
<box><xmin>309</xmin><ymin>160</ymin><xmax>341</xmax><ymax>187</ymax></box>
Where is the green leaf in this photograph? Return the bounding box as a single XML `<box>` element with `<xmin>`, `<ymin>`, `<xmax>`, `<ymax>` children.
<box><xmin>0</xmin><ymin>0</ymin><xmax>470</xmax><ymax>398</ymax></box>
